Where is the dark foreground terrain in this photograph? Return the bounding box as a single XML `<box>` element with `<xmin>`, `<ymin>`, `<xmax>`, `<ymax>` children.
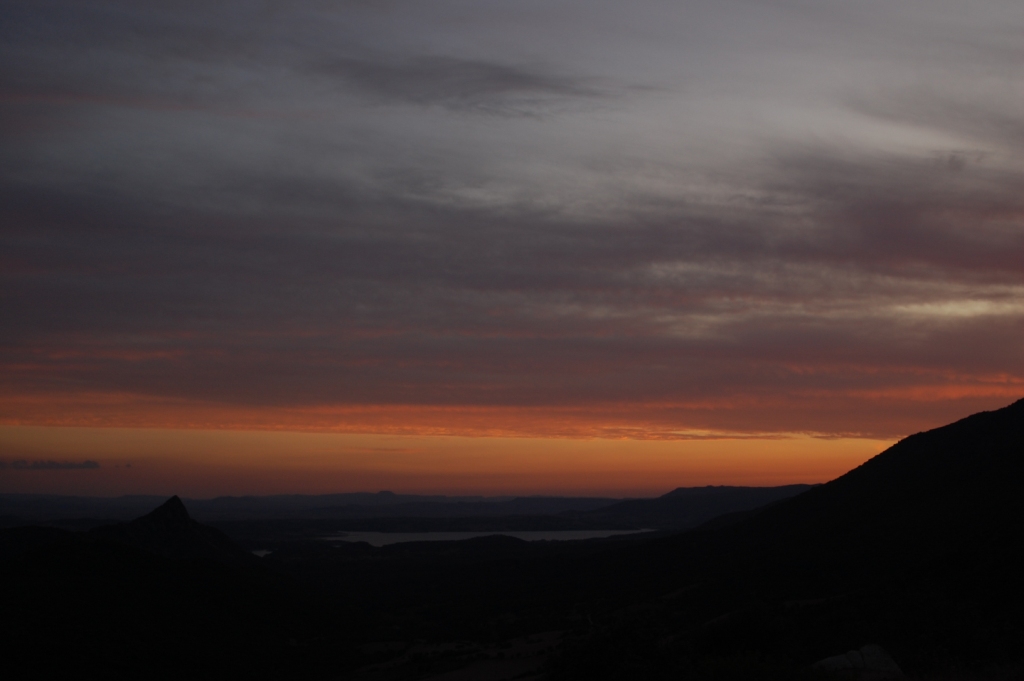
<box><xmin>2</xmin><ymin>399</ymin><xmax>1023</xmax><ymax>679</ymax></box>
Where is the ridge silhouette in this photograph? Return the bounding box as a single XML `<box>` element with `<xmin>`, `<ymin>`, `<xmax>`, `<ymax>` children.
<box><xmin>91</xmin><ymin>495</ymin><xmax>253</xmax><ymax>566</ymax></box>
<box><xmin>722</xmin><ymin>395</ymin><xmax>1024</xmax><ymax>582</ymax></box>
<box><xmin>136</xmin><ymin>494</ymin><xmax>191</xmax><ymax>525</ymax></box>
<box><xmin>550</xmin><ymin>398</ymin><xmax>1024</xmax><ymax>678</ymax></box>
<box><xmin>572</xmin><ymin>484</ymin><xmax>813</xmax><ymax>530</ymax></box>
<box><xmin>593</xmin><ymin>397</ymin><xmax>1024</xmax><ymax>597</ymax></box>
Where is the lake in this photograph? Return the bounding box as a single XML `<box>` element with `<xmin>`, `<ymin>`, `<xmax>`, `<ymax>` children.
<box><xmin>316</xmin><ymin>529</ymin><xmax>653</xmax><ymax>547</ymax></box>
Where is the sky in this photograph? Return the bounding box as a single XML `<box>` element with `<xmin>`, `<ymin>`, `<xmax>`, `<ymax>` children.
<box><xmin>1</xmin><ymin>0</ymin><xmax>1022</xmax><ymax>497</ymax></box>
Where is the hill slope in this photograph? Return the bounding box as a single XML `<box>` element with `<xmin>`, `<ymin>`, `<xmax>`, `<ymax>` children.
<box><xmin>552</xmin><ymin>398</ymin><xmax>1024</xmax><ymax>679</ymax></box>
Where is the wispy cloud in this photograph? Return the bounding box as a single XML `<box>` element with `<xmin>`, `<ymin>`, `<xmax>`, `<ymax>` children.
<box><xmin>309</xmin><ymin>55</ymin><xmax>609</xmax><ymax>115</ymax></box>
<box><xmin>0</xmin><ymin>460</ymin><xmax>100</xmax><ymax>471</ymax></box>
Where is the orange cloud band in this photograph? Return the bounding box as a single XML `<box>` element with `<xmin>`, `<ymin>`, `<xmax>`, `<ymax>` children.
<box><xmin>1</xmin><ymin>383</ymin><xmax>1020</xmax><ymax>441</ymax></box>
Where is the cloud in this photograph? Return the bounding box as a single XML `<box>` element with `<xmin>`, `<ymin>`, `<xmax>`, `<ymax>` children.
<box><xmin>0</xmin><ymin>460</ymin><xmax>100</xmax><ymax>471</ymax></box>
<box><xmin>308</xmin><ymin>55</ymin><xmax>608</xmax><ymax>115</ymax></box>
<box><xmin>0</xmin><ymin>2</ymin><xmax>612</xmax><ymax>119</ymax></box>
<box><xmin>2</xmin><ymin>137</ymin><xmax>1022</xmax><ymax>439</ymax></box>
<box><xmin>1</xmin><ymin>0</ymin><xmax>1023</xmax><ymax>440</ymax></box>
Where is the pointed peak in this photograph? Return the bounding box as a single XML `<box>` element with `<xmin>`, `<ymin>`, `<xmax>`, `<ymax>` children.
<box><xmin>147</xmin><ymin>495</ymin><xmax>191</xmax><ymax>523</ymax></box>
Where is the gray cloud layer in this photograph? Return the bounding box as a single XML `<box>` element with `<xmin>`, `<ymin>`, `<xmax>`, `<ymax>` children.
<box><xmin>309</xmin><ymin>55</ymin><xmax>609</xmax><ymax>114</ymax></box>
<box><xmin>1</xmin><ymin>0</ymin><xmax>1023</xmax><ymax>438</ymax></box>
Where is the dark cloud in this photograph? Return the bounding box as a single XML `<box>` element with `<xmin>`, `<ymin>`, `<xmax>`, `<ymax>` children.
<box><xmin>0</xmin><ymin>1</ymin><xmax>610</xmax><ymax>118</ymax></box>
<box><xmin>0</xmin><ymin>460</ymin><xmax>100</xmax><ymax>471</ymax></box>
<box><xmin>308</xmin><ymin>55</ymin><xmax>608</xmax><ymax>114</ymax></box>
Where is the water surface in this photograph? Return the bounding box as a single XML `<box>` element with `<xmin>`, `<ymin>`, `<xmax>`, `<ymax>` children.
<box><xmin>318</xmin><ymin>529</ymin><xmax>652</xmax><ymax>547</ymax></box>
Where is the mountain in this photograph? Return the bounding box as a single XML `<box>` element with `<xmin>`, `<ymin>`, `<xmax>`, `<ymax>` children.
<box><xmin>89</xmin><ymin>495</ymin><xmax>255</xmax><ymax>566</ymax></box>
<box><xmin>569</xmin><ymin>484</ymin><xmax>814</xmax><ymax>530</ymax></box>
<box><xmin>716</xmin><ymin>395</ymin><xmax>1024</xmax><ymax>589</ymax></box>
<box><xmin>549</xmin><ymin>398</ymin><xmax>1024</xmax><ymax>679</ymax></box>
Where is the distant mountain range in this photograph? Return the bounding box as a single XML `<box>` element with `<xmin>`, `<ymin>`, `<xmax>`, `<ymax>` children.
<box><xmin>0</xmin><ymin>485</ymin><xmax>811</xmax><ymax>529</ymax></box>
<box><xmin>569</xmin><ymin>484</ymin><xmax>813</xmax><ymax>530</ymax></box>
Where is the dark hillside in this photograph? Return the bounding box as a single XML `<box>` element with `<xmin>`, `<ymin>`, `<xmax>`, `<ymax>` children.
<box><xmin>725</xmin><ymin>396</ymin><xmax>1024</xmax><ymax>590</ymax></box>
<box><xmin>551</xmin><ymin>398</ymin><xmax>1024</xmax><ymax>679</ymax></box>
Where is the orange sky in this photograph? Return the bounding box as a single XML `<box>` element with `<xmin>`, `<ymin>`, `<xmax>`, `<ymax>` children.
<box><xmin>0</xmin><ymin>424</ymin><xmax>891</xmax><ymax>498</ymax></box>
<box><xmin>1</xmin><ymin>389</ymin><xmax>1018</xmax><ymax>497</ymax></box>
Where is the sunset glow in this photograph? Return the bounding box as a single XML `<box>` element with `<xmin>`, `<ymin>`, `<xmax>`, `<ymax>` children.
<box><xmin>2</xmin><ymin>0</ymin><xmax>1022</xmax><ymax>498</ymax></box>
<box><xmin>0</xmin><ymin>425</ymin><xmax>889</xmax><ymax>497</ymax></box>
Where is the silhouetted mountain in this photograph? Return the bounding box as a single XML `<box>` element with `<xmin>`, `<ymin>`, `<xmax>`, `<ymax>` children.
<box><xmin>89</xmin><ymin>495</ymin><xmax>254</xmax><ymax>566</ymax></box>
<box><xmin>548</xmin><ymin>398</ymin><xmax>1024</xmax><ymax>679</ymax></box>
<box><xmin>569</xmin><ymin>484</ymin><xmax>814</xmax><ymax>530</ymax></box>
<box><xmin>712</xmin><ymin>395</ymin><xmax>1024</xmax><ymax>588</ymax></box>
